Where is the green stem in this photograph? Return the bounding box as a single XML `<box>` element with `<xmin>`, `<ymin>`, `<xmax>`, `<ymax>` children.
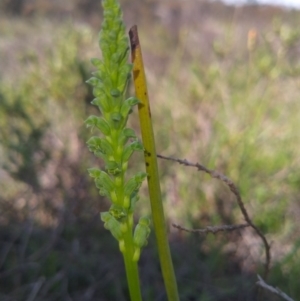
<box><xmin>122</xmin><ymin>217</ymin><xmax>143</xmax><ymax>301</ymax></box>
<box><xmin>129</xmin><ymin>25</ymin><xmax>180</xmax><ymax>301</ymax></box>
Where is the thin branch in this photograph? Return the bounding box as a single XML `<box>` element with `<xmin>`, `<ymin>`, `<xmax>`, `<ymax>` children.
<box><xmin>256</xmin><ymin>275</ymin><xmax>294</xmax><ymax>301</ymax></box>
<box><xmin>173</xmin><ymin>223</ymin><xmax>249</xmax><ymax>234</ymax></box>
<box><xmin>26</xmin><ymin>277</ymin><xmax>45</xmax><ymax>301</ymax></box>
<box><xmin>158</xmin><ymin>154</ymin><xmax>271</xmax><ymax>279</ymax></box>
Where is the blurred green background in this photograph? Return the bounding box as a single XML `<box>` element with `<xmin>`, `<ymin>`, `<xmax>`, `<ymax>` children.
<box><xmin>0</xmin><ymin>0</ymin><xmax>300</xmax><ymax>300</ymax></box>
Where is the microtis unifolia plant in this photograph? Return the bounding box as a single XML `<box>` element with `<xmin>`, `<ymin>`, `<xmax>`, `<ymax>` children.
<box><xmin>85</xmin><ymin>0</ymin><xmax>151</xmax><ymax>300</ymax></box>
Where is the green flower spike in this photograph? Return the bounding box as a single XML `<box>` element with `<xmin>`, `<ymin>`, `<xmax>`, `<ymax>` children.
<box><xmin>85</xmin><ymin>0</ymin><xmax>150</xmax><ymax>300</ymax></box>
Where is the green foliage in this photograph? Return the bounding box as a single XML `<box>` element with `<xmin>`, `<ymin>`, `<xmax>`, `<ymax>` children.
<box><xmin>133</xmin><ymin>216</ymin><xmax>151</xmax><ymax>261</ymax></box>
<box><xmin>0</xmin><ymin>91</ymin><xmax>50</xmax><ymax>191</ymax></box>
<box><xmin>0</xmin><ymin>23</ymin><xmax>91</xmax><ymax>192</ymax></box>
<box><xmin>270</xmin><ymin>238</ymin><xmax>300</xmax><ymax>299</ymax></box>
<box><xmin>200</xmin><ymin>23</ymin><xmax>300</xmax><ymax>235</ymax></box>
<box><xmin>153</xmin><ymin>19</ymin><xmax>300</xmax><ymax>242</ymax></box>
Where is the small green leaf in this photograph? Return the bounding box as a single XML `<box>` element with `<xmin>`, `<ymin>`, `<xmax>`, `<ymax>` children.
<box><xmin>99</xmin><ymin>137</ymin><xmax>114</xmax><ymax>155</ymax></box>
<box><xmin>101</xmin><ymin>212</ymin><xmax>123</xmax><ymax>241</ymax></box>
<box><xmin>105</xmin><ymin>161</ymin><xmax>121</xmax><ymax>175</ymax></box>
<box><xmin>123</xmin><ymin>128</ymin><xmax>136</xmax><ymax>138</ymax></box>
<box><xmin>110</xmin><ymin>112</ymin><xmax>123</xmax><ymax>129</ymax></box>
<box><xmin>118</xmin><ymin>128</ymin><xmax>137</xmax><ymax>146</ymax></box>
<box><xmin>134</xmin><ymin>216</ymin><xmax>151</xmax><ymax>248</ymax></box>
<box><xmin>85</xmin><ymin>115</ymin><xmax>111</xmax><ymax>135</ymax></box>
<box><xmin>96</xmin><ymin>117</ymin><xmax>111</xmax><ymax>135</ymax></box>
<box><xmin>132</xmin><ymin>248</ymin><xmax>141</xmax><ymax>262</ymax></box>
<box><xmin>119</xmin><ymin>240</ymin><xmax>126</xmax><ymax>253</ymax></box>
<box><xmin>86</xmin><ymin>77</ymin><xmax>101</xmax><ymax>87</ymax></box>
<box><xmin>86</xmin><ymin>136</ymin><xmax>102</xmax><ymax>153</ymax></box>
<box><xmin>111</xmin><ymin>48</ymin><xmax>129</xmax><ymax>65</ymax></box>
<box><xmin>95</xmin><ymin>171</ymin><xmax>115</xmax><ymax>199</ymax></box>
<box><xmin>92</xmin><ymin>70</ymin><xmax>105</xmax><ymax>80</ymax></box>
<box><xmin>127</xmin><ymin>97</ymin><xmax>140</xmax><ymax>106</ymax></box>
<box><xmin>120</xmin><ymin>97</ymin><xmax>140</xmax><ymax>118</ymax></box>
<box><xmin>91</xmin><ymin>58</ymin><xmax>103</xmax><ymax>68</ymax></box>
<box><xmin>110</xmin><ymin>88</ymin><xmax>121</xmax><ymax>97</ymax></box>
<box><xmin>130</xmin><ymin>193</ymin><xmax>139</xmax><ymax>212</ymax></box>
<box><xmin>90</xmin><ymin>97</ymin><xmax>100</xmax><ymax>106</ymax></box>
<box><xmin>87</xmin><ymin>136</ymin><xmax>114</xmax><ymax>156</ymax></box>
<box><xmin>108</xmin><ymin>30</ymin><xmax>118</xmax><ymax>40</ymax></box>
<box><xmin>135</xmin><ymin>171</ymin><xmax>148</xmax><ymax>182</ymax></box>
<box><xmin>111</xmin><ymin>112</ymin><xmax>122</xmax><ymax>122</ymax></box>
<box><xmin>118</xmin><ymin>64</ymin><xmax>133</xmax><ymax>91</ymax></box>
<box><xmin>93</xmin><ymin>85</ymin><xmax>106</xmax><ymax>97</ymax></box>
<box><xmin>91</xmin><ymin>96</ymin><xmax>111</xmax><ymax>113</ymax></box>
<box><xmin>124</xmin><ymin>178</ymin><xmax>138</xmax><ymax>199</ymax></box>
<box><xmin>109</xmin><ymin>204</ymin><xmax>127</xmax><ymax>219</ymax></box>
<box><xmin>122</xmin><ymin>147</ymin><xmax>134</xmax><ymax>163</ymax></box>
<box><xmin>133</xmin><ymin>216</ymin><xmax>150</xmax><ymax>261</ymax></box>
<box><xmin>122</xmin><ymin>141</ymin><xmax>144</xmax><ymax>162</ymax></box>
<box><xmin>87</xmin><ymin>167</ymin><xmax>102</xmax><ymax>178</ymax></box>
<box><xmin>124</xmin><ymin>172</ymin><xmax>147</xmax><ymax>198</ymax></box>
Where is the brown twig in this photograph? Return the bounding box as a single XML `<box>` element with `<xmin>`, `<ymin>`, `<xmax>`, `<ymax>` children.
<box><xmin>256</xmin><ymin>275</ymin><xmax>294</xmax><ymax>301</ymax></box>
<box><xmin>157</xmin><ymin>154</ymin><xmax>271</xmax><ymax>279</ymax></box>
<box><xmin>172</xmin><ymin>223</ymin><xmax>249</xmax><ymax>234</ymax></box>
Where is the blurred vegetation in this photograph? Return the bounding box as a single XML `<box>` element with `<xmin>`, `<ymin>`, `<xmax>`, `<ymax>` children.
<box><xmin>0</xmin><ymin>0</ymin><xmax>300</xmax><ymax>300</ymax></box>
